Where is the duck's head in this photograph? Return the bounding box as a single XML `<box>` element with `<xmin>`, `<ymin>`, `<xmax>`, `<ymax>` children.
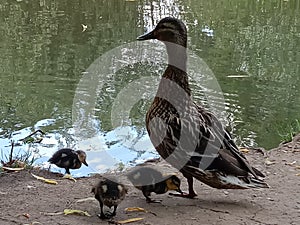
<box><xmin>76</xmin><ymin>150</ymin><xmax>88</xmax><ymax>166</ymax></box>
<box><xmin>137</xmin><ymin>17</ymin><xmax>187</xmax><ymax>47</ymax></box>
<box><xmin>165</xmin><ymin>175</ymin><xmax>183</xmax><ymax>193</ymax></box>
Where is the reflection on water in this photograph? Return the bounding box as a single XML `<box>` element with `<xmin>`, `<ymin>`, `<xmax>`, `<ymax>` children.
<box><xmin>0</xmin><ymin>0</ymin><xmax>299</xmax><ymax>176</ymax></box>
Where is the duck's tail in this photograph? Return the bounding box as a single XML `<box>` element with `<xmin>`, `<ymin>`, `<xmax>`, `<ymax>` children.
<box><xmin>183</xmin><ymin>165</ymin><xmax>269</xmax><ymax>189</ymax></box>
<box><xmin>218</xmin><ymin>174</ymin><xmax>269</xmax><ymax>189</ymax></box>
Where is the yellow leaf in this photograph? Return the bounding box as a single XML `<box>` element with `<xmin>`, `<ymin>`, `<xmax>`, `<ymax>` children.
<box><xmin>40</xmin><ymin>211</ymin><xmax>64</xmax><ymax>216</ymax></box>
<box><xmin>125</xmin><ymin>207</ymin><xmax>146</xmax><ymax>213</ymax></box>
<box><xmin>75</xmin><ymin>197</ymin><xmax>96</xmax><ymax>203</ymax></box>
<box><xmin>117</xmin><ymin>218</ymin><xmax>144</xmax><ymax>224</ymax></box>
<box><xmin>31</xmin><ymin>173</ymin><xmax>58</xmax><ymax>185</ymax></box>
<box><xmin>2</xmin><ymin>166</ymin><xmax>24</xmax><ymax>171</ymax></box>
<box><xmin>265</xmin><ymin>159</ymin><xmax>276</xmax><ymax>165</ymax></box>
<box><xmin>239</xmin><ymin>148</ymin><xmax>249</xmax><ymax>153</ymax></box>
<box><xmin>63</xmin><ymin>209</ymin><xmax>91</xmax><ymax>217</ymax></box>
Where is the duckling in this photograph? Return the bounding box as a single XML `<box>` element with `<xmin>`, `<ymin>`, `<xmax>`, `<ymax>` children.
<box><xmin>92</xmin><ymin>177</ymin><xmax>127</xmax><ymax>219</ymax></box>
<box><xmin>127</xmin><ymin>167</ymin><xmax>182</xmax><ymax>203</ymax></box>
<box><xmin>48</xmin><ymin>148</ymin><xmax>88</xmax><ymax>179</ymax></box>
<box><xmin>137</xmin><ymin>17</ymin><xmax>268</xmax><ymax>198</ymax></box>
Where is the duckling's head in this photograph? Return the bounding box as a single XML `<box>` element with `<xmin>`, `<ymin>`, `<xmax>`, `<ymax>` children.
<box><xmin>165</xmin><ymin>175</ymin><xmax>182</xmax><ymax>193</ymax></box>
<box><xmin>76</xmin><ymin>150</ymin><xmax>88</xmax><ymax>166</ymax></box>
<box><xmin>137</xmin><ymin>17</ymin><xmax>187</xmax><ymax>47</ymax></box>
<box><xmin>92</xmin><ymin>178</ymin><xmax>128</xmax><ymax>207</ymax></box>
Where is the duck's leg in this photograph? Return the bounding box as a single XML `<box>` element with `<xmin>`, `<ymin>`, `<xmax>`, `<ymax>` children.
<box><xmin>98</xmin><ymin>201</ymin><xmax>107</xmax><ymax>219</ymax></box>
<box><xmin>186</xmin><ymin>176</ymin><xmax>197</xmax><ymax>198</ymax></box>
<box><xmin>99</xmin><ymin>205</ymin><xmax>117</xmax><ymax>219</ymax></box>
<box><xmin>143</xmin><ymin>190</ymin><xmax>161</xmax><ymax>203</ymax></box>
<box><xmin>63</xmin><ymin>169</ymin><xmax>76</xmax><ymax>182</ymax></box>
<box><xmin>169</xmin><ymin>174</ymin><xmax>197</xmax><ymax>198</ymax></box>
<box><xmin>111</xmin><ymin>205</ymin><xmax>117</xmax><ymax>216</ymax></box>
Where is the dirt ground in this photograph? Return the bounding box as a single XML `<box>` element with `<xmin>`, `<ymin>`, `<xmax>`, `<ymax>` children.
<box><xmin>1</xmin><ymin>135</ymin><xmax>300</xmax><ymax>225</ymax></box>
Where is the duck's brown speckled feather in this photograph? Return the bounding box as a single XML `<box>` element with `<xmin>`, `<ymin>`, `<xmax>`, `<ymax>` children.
<box><xmin>141</xmin><ymin>17</ymin><xmax>268</xmax><ymax>191</ymax></box>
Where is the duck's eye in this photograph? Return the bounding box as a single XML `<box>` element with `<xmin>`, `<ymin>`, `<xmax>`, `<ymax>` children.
<box><xmin>159</xmin><ymin>24</ymin><xmax>174</xmax><ymax>30</ymax></box>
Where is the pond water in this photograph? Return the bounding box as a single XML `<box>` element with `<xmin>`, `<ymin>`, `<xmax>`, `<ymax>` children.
<box><xmin>0</xmin><ymin>0</ymin><xmax>299</xmax><ymax>176</ymax></box>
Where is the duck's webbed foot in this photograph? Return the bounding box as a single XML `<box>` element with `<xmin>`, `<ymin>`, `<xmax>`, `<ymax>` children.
<box><xmin>146</xmin><ymin>197</ymin><xmax>162</xmax><ymax>203</ymax></box>
<box><xmin>98</xmin><ymin>205</ymin><xmax>117</xmax><ymax>219</ymax></box>
<box><xmin>169</xmin><ymin>192</ymin><xmax>197</xmax><ymax>198</ymax></box>
<box><xmin>63</xmin><ymin>174</ymin><xmax>77</xmax><ymax>182</ymax></box>
<box><xmin>98</xmin><ymin>212</ymin><xmax>114</xmax><ymax>219</ymax></box>
<box><xmin>169</xmin><ymin>174</ymin><xmax>197</xmax><ymax>198</ymax></box>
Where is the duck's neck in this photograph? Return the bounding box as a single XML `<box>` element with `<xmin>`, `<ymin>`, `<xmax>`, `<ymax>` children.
<box><xmin>161</xmin><ymin>41</ymin><xmax>191</xmax><ymax>96</ymax></box>
<box><xmin>165</xmin><ymin>41</ymin><xmax>187</xmax><ymax>72</ymax></box>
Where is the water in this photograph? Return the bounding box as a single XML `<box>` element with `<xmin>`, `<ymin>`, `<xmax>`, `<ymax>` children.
<box><xmin>0</xmin><ymin>0</ymin><xmax>299</xmax><ymax>176</ymax></box>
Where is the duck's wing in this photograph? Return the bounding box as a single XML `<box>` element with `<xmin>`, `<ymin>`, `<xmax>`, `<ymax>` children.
<box><xmin>48</xmin><ymin>148</ymin><xmax>77</xmax><ymax>165</ymax></box>
<box><xmin>192</xmin><ymin>104</ymin><xmax>264</xmax><ymax>179</ymax></box>
<box><xmin>147</xmin><ymin>99</ymin><xmax>265</xmax><ymax>179</ymax></box>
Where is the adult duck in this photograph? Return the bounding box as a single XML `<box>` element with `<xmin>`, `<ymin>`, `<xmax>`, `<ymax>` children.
<box><xmin>137</xmin><ymin>17</ymin><xmax>268</xmax><ymax>198</ymax></box>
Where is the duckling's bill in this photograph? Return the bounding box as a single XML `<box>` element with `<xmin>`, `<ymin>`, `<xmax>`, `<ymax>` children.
<box><xmin>82</xmin><ymin>159</ymin><xmax>88</xmax><ymax>166</ymax></box>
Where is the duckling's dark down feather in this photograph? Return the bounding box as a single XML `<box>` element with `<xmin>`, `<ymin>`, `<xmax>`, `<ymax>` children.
<box><xmin>48</xmin><ymin>148</ymin><xmax>88</xmax><ymax>174</ymax></box>
<box><xmin>92</xmin><ymin>177</ymin><xmax>127</xmax><ymax>219</ymax></box>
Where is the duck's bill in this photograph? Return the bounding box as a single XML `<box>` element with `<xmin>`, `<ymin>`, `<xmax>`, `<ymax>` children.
<box><xmin>137</xmin><ymin>30</ymin><xmax>155</xmax><ymax>40</ymax></box>
<box><xmin>83</xmin><ymin>161</ymin><xmax>88</xmax><ymax>166</ymax></box>
<box><xmin>177</xmin><ymin>189</ymin><xmax>183</xmax><ymax>194</ymax></box>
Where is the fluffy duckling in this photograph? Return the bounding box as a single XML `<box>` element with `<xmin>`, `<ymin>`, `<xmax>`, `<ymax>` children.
<box><xmin>92</xmin><ymin>177</ymin><xmax>127</xmax><ymax>219</ymax></box>
<box><xmin>127</xmin><ymin>167</ymin><xmax>182</xmax><ymax>203</ymax></box>
<box><xmin>48</xmin><ymin>148</ymin><xmax>88</xmax><ymax>179</ymax></box>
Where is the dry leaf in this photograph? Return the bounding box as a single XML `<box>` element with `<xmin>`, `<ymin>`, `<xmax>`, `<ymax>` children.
<box><xmin>117</xmin><ymin>217</ymin><xmax>144</xmax><ymax>224</ymax></box>
<box><xmin>40</xmin><ymin>212</ymin><xmax>63</xmax><ymax>216</ymax></box>
<box><xmin>31</xmin><ymin>173</ymin><xmax>58</xmax><ymax>185</ymax></box>
<box><xmin>265</xmin><ymin>159</ymin><xmax>276</xmax><ymax>165</ymax></box>
<box><xmin>24</xmin><ymin>222</ymin><xmax>41</xmax><ymax>225</ymax></box>
<box><xmin>2</xmin><ymin>166</ymin><xmax>24</xmax><ymax>171</ymax></box>
<box><xmin>75</xmin><ymin>197</ymin><xmax>96</xmax><ymax>203</ymax></box>
<box><xmin>296</xmin><ymin>173</ymin><xmax>300</xmax><ymax>176</ymax></box>
<box><xmin>27</xmin><ymin>185</ymin><xmax>36</xmax><ymax>189</ymax></box>
<box><xmin>125</xmin><ymin>207</ymin><xmax>147</xmax><ymax>213</ymax></box>
<box><xmin>23</xmin><ymin>213</ymin><xmax>30</xmax><ymax>219</ymax></box>
<box><xmin>239</xmin><ymin>148</ymin><xmax>249</xmax><ymax>153</ymax></box>
<box><xmin>286</xmin><ymin>161</ymin><xmax>297</xmax><ymax>166</ymax></box>
<box><xmin>125</xmin><ymin>207</ymin><xmax>157</xmax><ymax>216</ymax></box>
<box><xmin>63</xmin><ymin>209</ymin><xmax>91</xmax><ymax>217</ymax></box>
